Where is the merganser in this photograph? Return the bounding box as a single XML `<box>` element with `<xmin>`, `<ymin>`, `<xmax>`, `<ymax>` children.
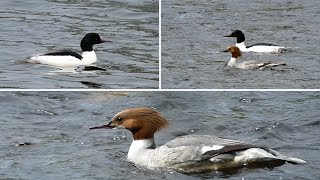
<box><xmin>224</xmin><ymin>30</ymin><xmax>286</xmax><ymax>53</ymax></box>
<box><xmin>224</xmin><ymin>46</ymin><xmax>286</xmax><ymax>70</ymax></box>
<box><xmin>90</xmin><ymin>107</ymin><xmax>306</xmax><ymax>173</ymax></box>
<box><xmin>28</xmin><ymin>33</ymin><xmax>110</xmax><ymax>68</ymax></box>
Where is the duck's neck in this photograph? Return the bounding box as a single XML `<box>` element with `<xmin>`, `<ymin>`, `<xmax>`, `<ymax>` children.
<box><xmin>128</xmin><ymin>139</ymin><xmax>155</xmax><ymax>159</ymax></box>
<box><xmin>236</xmin><ymin>42</ymin><xmax>247</xmax><ymax>51</ymax></box>
<box><xmin>81</xmin><ymin>51</ymin><xmax>97</xmax><ymax>64</ymax></box>
<box><xmin>227</xmin><ymin>57</ymin><xmax>238</xmax><ymax>67</ymax></box>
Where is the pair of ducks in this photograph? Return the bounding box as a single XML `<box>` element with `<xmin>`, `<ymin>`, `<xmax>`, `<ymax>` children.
<box><xmin>91</xmin><ymin>107</ymin><xmax>306</xmax><ymax>173</ymax></box>
<box><xmin>29</xmin><ymin>30</ymin><xmax>286</xmax><ymax>71</ymax></box>
<box><xmin>223</xmin><ymin>30</ymin><xmax>287</xmax><ymax>70</ymax></box>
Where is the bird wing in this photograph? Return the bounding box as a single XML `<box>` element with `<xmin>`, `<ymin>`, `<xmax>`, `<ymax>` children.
<box><xmin>164</xmin><ymin>135</ymin><xmax>246</xmax><ymax>148</ymax></box>
<box><xmin>44</xmin><ymin>50</ymin><xmax>83</xmax><ymax>60</ymax></box>
<box><xmin>258</xmin><ymin>62</ymin><xmax>287</xmax><ymax>69</ymax></box>
<box><xmin>242</xmin><ymin>60</ymin><xmax>258</xmax><ymax>66</ymax></box>
<box><xmin>163</xmin><ymin>135</ymin><xmax>264</xmax><ymax>162</ymax></box>
<box><xmin>246</xmin><ymin>43</ymin><xmax>277</xmax><ymax>48</ymax></box>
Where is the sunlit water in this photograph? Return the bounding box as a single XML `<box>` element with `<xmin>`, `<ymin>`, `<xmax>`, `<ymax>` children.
<box><xmin>162</xmin><ymin>0</ymin><xmax>320</xmax><ymax>89</ymax></box>
<box><xmin>0</xmin><ymin>0</ymin><xmax>158</xmax><ymax>89</ymax></box>
<box><xmin>0</xmin><ymin>92</ymin><xmax>319</xmax><ymax>179</ymax></box>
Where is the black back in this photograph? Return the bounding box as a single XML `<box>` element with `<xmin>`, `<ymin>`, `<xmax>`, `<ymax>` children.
<box><xmin>80</xmin><ymin>33</ymin><xmax>105</xmax><ymax>51</ymax></box>
<box><xmin>44</xmin><ymin>50</ymin><xmax>83</xmax><ymax>59</ymax></box>
<box><xmin>246</xmin><ymin>43</ymin><xmax>277</xmax><ymax>48</ymax></box>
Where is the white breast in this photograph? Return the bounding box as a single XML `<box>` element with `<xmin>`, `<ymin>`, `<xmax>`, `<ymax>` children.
<box><xmin>235</xmin><ymin>42</ymin><xmax>248</xmax><ymax>52</ymax></box>
<box><xmin>247</xmin><ymin>45</ymin><xmax>285</xmax><ymax>53</ymax></box>
<box><xmin>29</xmin><ymin>51</ymin><xmax>97</xmax><ymax>67</ymax></box>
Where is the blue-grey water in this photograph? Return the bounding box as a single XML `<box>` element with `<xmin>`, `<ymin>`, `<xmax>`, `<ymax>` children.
<box><xmin>162</xmin><ymin>0</ymin><xmax>320</xmax><ymax>89</ymax></box>
<box><xmin>0</xmin><ymin>0</ymin><xmax>158</xmax><ymax>89</ymax></box>
<box><xmin>0</xmin><ymin>91</ymin><xmax>319</xmax><ymax>179</ymax></box>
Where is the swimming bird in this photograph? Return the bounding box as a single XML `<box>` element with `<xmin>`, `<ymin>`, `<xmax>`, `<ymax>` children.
<box><xmin>90</xmin><ymin>107</ymin><xmax>305</xmax><ymax>173</ymax></box>
<box><xmin>223</xmin><ymin>46</ymin><xmax>286</xmax><ymax>70</ymax></box>
<box><xmin>224</xmin><ymin>30</ymin><xmax>286</xmax><ymax>53</ymax></box>
<box><xmin>29</xmin><ymin>33</ymin><xmax>109</xmax><ymax>68</ymax></box>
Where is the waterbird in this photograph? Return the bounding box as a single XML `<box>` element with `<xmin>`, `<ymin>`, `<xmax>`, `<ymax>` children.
<box><xmin>90</xmin><ymin>107</ymin><xmax>305</xmax><ymax>173</ymax></box>
<box><xmin>224</xmin><ymin>46</ymin><xmax>286</xmax><ymax>70</ymax></box>
<box><xmin>29</xmin><ymin>33</ymin><xmax>110</xmax><ymax>68</ymax></box>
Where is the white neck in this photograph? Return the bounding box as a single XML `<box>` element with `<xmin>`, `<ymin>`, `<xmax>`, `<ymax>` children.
<box><xmin>227</xmin><ymin>57</ymin><xmax>238</xmax><ymax>67</ymax></box>
<box><xmin>128</xmin><ymin>139</ymin><xmax>155</xmax><ymax>160</ymax></box>
<box><xmin>236</xmin><ymin>42</ymin><xmax>248</xmax><ymax>52</ymax></box>
<box><xmin>81</xmin><ymin>50</ymin><xmax>97</xmax><ymax>65</ymax></box>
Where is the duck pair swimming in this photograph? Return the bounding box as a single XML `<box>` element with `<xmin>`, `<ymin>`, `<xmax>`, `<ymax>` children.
<box><xmin>91</xmin><ymin>107</ymin><xmax>306</xmax><ymax>173</ymax></box>
<box><xmin>28</xmin><ymin>33</ymin><xmax>109</xmax><ymax>70</ymax></box>
<box><xmin>224</xmin><ymin>30</ymin><xmax>287</xmax><ymax>70</ymax></box>
<box><xmin>29</xmin><ymin>30</ymin><xmax>286</xmax><ymax>70</ymax></box>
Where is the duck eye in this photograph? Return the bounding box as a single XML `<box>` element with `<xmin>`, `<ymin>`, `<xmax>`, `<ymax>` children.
<box><xmin>116</xmin><ymin>117</ymin><xmax>122</xmax><ymax>122</ymax></box>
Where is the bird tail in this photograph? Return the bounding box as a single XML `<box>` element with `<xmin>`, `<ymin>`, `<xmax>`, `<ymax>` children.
<box><xmin>267</xmin><ymin>149</ymin><xmax>306</xmax><ymax>164</ymax></box>
<box><xmin>258</xmin><ymin>62</ymin><xmax>286</xmax><ymax>70</ymax></box>
<box><xmin>266</xmin><ymin>62</ymin><xmax>287</xmax><ymax>67</ymax></box>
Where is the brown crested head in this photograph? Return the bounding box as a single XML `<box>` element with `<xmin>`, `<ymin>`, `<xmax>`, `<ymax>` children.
<box><xmin>91</xmin><ymin>107</ymin><xmax>169</xmax><ymax>140</ymax></box>
<box><xmin>223</xmin><ymin>46</ymin><xmax>242</xmax><ymax>58</ymax></box>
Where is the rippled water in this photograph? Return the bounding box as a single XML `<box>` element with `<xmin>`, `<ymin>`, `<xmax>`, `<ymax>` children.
<box><xmin>0</xmin><ymin>0</ymin><xmax>158</xmax><ymax>89</ymax></box>
<box><xmin>1</xmin><ymin>92</ymin><xmax>319</xmax><ymax>179</ymax></box>
<box><xmin>162</xmin><ymin>0</ymin><xmax>320</xmax><ymax>89</ymax></box>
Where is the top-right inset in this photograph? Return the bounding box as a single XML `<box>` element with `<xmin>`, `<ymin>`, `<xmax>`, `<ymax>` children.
<box><xmin>161</xmin><ymin>0</ymin><xmax>320</xmax><ymax>89</ymax></box>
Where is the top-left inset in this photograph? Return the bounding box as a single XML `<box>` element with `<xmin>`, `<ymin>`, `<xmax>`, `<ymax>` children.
<box><xmin>0</xmin><ymin>0</ymin><xmax>159</xmax><ymax>89</ymax></box>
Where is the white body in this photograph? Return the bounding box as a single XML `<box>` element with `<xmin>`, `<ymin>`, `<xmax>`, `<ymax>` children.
<box><xmin>29</xmin><ymin>51</ymin><xmax>97</xmax><ymax>67</ymax></box>
<box><xmin>126</xmin><ymin>135</ymin><xmax>305</xmax><ymax>172</ymax></box>
<box><xmin>227</xmin><ymin>57</ymin><xmax>266</xmax><ymax>70</ymax></box>
<box><xmin>236</xmin><ymin>42</ymin><xmax>286</xmax><ymax>53</ymax></box>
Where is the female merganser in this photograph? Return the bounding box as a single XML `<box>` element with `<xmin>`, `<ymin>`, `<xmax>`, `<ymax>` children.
<box><xmin>224</xmin><ymin>46</ymin><xmax>286</xmax><ymax>70</ymax></box>
<box><xmin>29</xmin><ymin>33</ymin><xmax>109</xmax><ymax>68</ymax></box>
<box><xmin>224</xmin><ymin>30</ymin><xmax>286</xmax><ymax>53</ymax></box>
<box><xmin>90</xmin><ymin>107</ymin><xmax>305</xmax><ymax>173</ymax></box>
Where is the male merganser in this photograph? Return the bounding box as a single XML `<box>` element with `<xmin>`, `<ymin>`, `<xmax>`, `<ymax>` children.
<box><xmin>224</xmin><ymin>46</ymin><xmax>286</xmax><ymax>70</ymax></box>
<box><xmin>28</xmin><ymin>33</ymin><xmax>109</xmax><ymax>68</ymax></box>
<box><xmin>224</xmin><ymin>30</ymin><xmax>286</xmax><ymax>53</ymax></box>
<box><xmin>90</xmin><ymin>107</ymin><xmax>305</xmax><ymax>173</ymax></box>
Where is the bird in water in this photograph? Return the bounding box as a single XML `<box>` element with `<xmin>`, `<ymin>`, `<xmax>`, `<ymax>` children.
<box><xmin>223</xmin><ymin>46</ymin><xmax>286</xmax><ymax>70</ymax></box>
<box><xmin>29</xmin><ymin>33</ymin><xmax>110</xmax><ymax>71</ymax></box>
<box><xmin>90</xmin><ymin>107</ymin><xmax>305</xmax><ymax>173</ymax></box>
